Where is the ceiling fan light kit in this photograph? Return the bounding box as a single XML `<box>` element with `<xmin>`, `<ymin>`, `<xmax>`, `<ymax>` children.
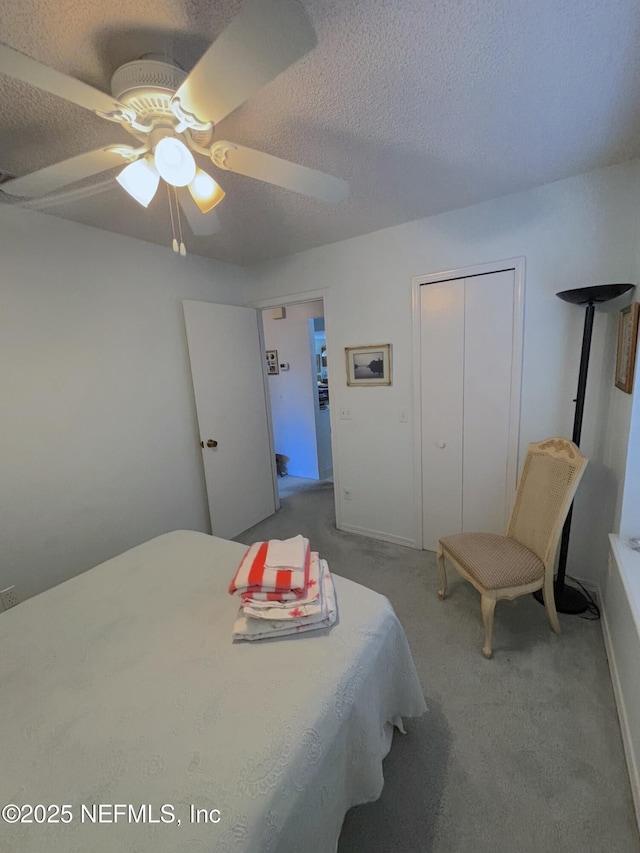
<box><xmin>188</xmin><ymin>169</ymin><xmax>226</xmax><ymax>214</ymax></box>
<box><xmin>153</xmin><ymin>137</ymin><xmax>196</xmax><ymax>188</ymax></box>
<box><xmin>0</xmin><ymin>0</ymin><xmax>349</xmax><ymax>254</ymax></box>
<box><xmin>116</xmin><ymin>156</ymin><xmax>160</xmax><ymax>208</ymax></box>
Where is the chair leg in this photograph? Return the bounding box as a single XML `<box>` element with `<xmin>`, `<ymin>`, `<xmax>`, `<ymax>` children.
<box><xmin>436</xmin><ymin>547</ymin><xmax>447</xmax><ymax>600</ymax></box>
<box><xmin>480</xmin><ymin>595</ymin><xmax>496</xmax><ymax>659</ymax></box>
<box><xmin>542</xmin><ymin>572</ymin><xmax>561</xmax><ymax>634</ymax></box>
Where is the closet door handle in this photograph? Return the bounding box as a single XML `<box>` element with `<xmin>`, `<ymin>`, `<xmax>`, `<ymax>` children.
<box><xmin>437</xmin><ymin>441</ymin><xmax>446</xmax><ymax>449</ymax></box>
<box><xmin>206</xmin><ymin>439</ymin><xmax>218</xmax><ymax>448</ymax></box>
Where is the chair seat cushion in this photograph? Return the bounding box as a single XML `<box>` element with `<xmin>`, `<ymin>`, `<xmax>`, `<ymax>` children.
<box><xmin>439</xmin><ymin>533</ymin><xmax>544</xmax><ymax>590</ymax></box>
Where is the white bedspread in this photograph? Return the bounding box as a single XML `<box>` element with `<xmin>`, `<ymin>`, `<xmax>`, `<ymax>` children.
<box><xmin>0</xmin><ymin>531</ymin><xmax>426</xmax><ymax>853</ymax></box>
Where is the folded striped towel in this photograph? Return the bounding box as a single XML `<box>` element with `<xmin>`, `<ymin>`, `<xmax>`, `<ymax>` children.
<box><xmin>232</xmin><ymin>560</ymin><xmax>337</xmax><ymax>641</ymax></box>
<box><xmin>229</xmin><ymin>538</ymin><xmax>310</xmax><ymax>599</ymax></box>
<box><xmin>242</xmin><ymin>552</ymin><xmax>322</xmax><ymax>620</ymax></box>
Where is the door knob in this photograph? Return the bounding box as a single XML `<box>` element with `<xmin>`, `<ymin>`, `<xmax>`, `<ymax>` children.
<box><xmin>206</xmin><ymin>439</ymin><xmax>218</xmax><ymax>448</ymax></box>
<box><xmin>437</xmin><ymin>441</ymin><xmax>446</xmax><ymax>449</ymax></box>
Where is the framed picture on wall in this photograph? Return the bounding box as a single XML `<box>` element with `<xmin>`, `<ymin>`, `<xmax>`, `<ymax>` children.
<box><xmin>265</xmin><ymin>349</ymin><xmax>279</xmax><ymax>375</ymax></box>
<box><xmin>345</xmin><ymin>344</ymin><xmax>392</xmax><ymax>386</ymax></box>
<box><xmin>615</xmin><ymin>303</ymin><xmax>639</xmax><ymax>394</ymax></box>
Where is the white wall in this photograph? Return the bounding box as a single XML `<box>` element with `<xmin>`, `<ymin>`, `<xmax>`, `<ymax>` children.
<box><xmin>247</xmin><ymin>161</ymin><xmax>640</xmax><ymax>579</ymax></box>
<box><xmin>262</xmin><ymin>300</ymin><xmax>324</xmax><ymax>478</ymax></box>
<box><xmin>598</xmin><ymin>187</ymin><xmax>640</xmax><ymax>832</ymax></box>
<box><xmin>617</xmin><ymin>208</ymin><xmax>640</xmax><ymax>540</ymax></box>
<box><xmin>599</xmin><ymin>179</ymin><xmax>640</xmax><ymax>541</ymax></box>
<box><xmin>604</xmin><ymin>346</ymin><xmax>636</xmax><ymax>535</ymax></box>
<box><xmin>620</xmin><ymin>371</ymin><xmax>640</xmax><ymax>539</ymax></box>
<box><xmin>0</xmin><ymin>206</ymin><xmax>249</xmax><ymax>601</ymax></box>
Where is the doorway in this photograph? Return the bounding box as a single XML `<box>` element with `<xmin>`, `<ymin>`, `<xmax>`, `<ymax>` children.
<box><xmin>259</xmin><ymin>298</ymin><xmax>334</xmax><ymax>498</ymax></box>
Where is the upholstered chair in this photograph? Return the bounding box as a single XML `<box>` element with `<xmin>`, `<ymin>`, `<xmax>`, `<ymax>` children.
<box><xmin>436</xmin><ymin>437</ymin><xmax>588</xmax><ymax>658</ymax></box>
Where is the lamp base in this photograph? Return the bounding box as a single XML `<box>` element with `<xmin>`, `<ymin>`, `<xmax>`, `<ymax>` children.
<box><xmin>532</xmin><ymin>582</ymin><xmax>589</xmax><ymax>615</ymax></box>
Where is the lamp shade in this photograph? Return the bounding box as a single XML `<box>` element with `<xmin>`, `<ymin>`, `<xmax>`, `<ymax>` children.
<box><xmin>188</xmin><ymin>168</ymin><xmax>225</xmax><ymax>213</ymax></box>
<box><xmin>116</xmin><ymin>157</ymin><xmax>160</xmax><ymax>207</ymax></box>
<box><xmin>556</xmin><ymin>283</ymin><xmax>633</xmax><ymax>305</ymax></box>
<box><xmin>154</xmin><ymin>137</ymin><xmax>196</xmax><ymax>187</ymax></box>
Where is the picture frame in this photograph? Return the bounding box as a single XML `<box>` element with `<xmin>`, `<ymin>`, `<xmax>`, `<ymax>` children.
<box><xmin>345</xmin><ymin>344</ymin><xmax>392</xmax><ymax>386</ymax></box>
<box><xmin>615</xmin><ymin>303</ymin><xmax>639</xmax><ymax>394</ymax></box>
<box><xmin>265</xmin><ymin>349</ymin><xmax>279</xmax><ymax>375</ymax></box>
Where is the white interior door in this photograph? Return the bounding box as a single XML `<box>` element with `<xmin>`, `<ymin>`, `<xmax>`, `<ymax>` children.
<box><xmin>420</xmin><ymin>279</ymin><xmax>465</xmax><ymax>551</ymax></box>
<box><xmin>420</xmin><ymin>269</ymin><xmax>520</xmax><ymax>551</ymax></box>
<box><xmin>462</xmin><ymin>271</ymin><xmax>516</xmax><ymax>534</ymax></box>
<box><xmin>183</xmin><ymin>301</ymin><xmax>277</xmax><ymax>539</ymax></box>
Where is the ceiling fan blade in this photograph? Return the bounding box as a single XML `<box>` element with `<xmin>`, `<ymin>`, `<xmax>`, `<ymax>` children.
<box><xmin>177</xmin><ymin>189</ymin><xmax>222</xmax><ymax>236</ymax></box>
<box><xmin>212</xmin><ymin>142</ymin><xmax>349</xmax><ymax>203</ymax></box>
<box><xmin>172</xmin><ymin>0</ymin><xmax>317</xmax><ymax>126</ymax></box>
<box><xmin>0</xmin><ymin>42</ymin><xmax>129</xmax><ymax>117</ymax></box>
<box><xmin>14</xmin><ymin>177</ymin><xmax>117</xmax><ymax>210</ymax></box>
<box><xmin>0</xmin><ymin>146</ymin><xmax>140</xmax><ymax>198</ymax></box>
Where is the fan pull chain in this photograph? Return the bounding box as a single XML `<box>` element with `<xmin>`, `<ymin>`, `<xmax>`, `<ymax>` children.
<box><xmin>167</xmin><ymin>184</ymin><xmax>179</xmax><ymax>253</ymax></box>
<box><xmin>174</xmin><ymin>187</ymin><xmax>186</xmax><ymax>256</ymax></box>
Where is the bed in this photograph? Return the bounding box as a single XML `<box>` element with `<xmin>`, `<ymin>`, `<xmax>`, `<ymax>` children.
<box><xmin>0</xmin><ymin>530</ymin><xmax>426</xmax><ymax>853</ymax></box>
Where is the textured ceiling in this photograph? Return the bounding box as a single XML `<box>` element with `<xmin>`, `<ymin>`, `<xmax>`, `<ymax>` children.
<box><xmin>1</xmin><ymin>0</ymin><xmax>640</xmax><ymax>266</ymax></box>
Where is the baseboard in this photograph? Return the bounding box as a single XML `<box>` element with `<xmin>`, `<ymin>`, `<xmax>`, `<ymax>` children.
<box><xmin>564</xmin><ymin>575</ymin><xmax>599</xmax><ymax>598</ymax></box>
<box><xmin>337</xmin><ymin>522</ymin><xmax>419</xmax><ymax>549</ymax></box>
<box><xmin>599</xmin><ymin>581</ymin><xmax>640</xmax><ymax>830</ymax></box>
<box><xmin>572</xmin><ymin>577</ymin><xmax>598</xmax><ymax>593</ymax></box>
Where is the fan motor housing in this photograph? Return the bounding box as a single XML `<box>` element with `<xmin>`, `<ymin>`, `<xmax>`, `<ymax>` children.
<box><xmin>111</xmin><ymin>59</ymin><xmax>186</xmax><ymax>126</ymax></box>
<box><xmin>110</xmin><ymin>58</ymin><xmax>212</xmax><ymax>145</ymax></box>
<box><xmin>111</xmin><ymin>58</ymin><xmax>187</xmax><ymax>101</ymax></box>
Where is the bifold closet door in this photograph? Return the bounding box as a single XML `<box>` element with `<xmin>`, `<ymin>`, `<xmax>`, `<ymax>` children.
<box><xmin>420</xmin><ymin>279</ymin><xmax>465</xmax><ymax>552</ymax></box>
<box><xmin>421</xmin><ymin>270</ymin><xmax>517</xmax><ymax>551</ymax></box>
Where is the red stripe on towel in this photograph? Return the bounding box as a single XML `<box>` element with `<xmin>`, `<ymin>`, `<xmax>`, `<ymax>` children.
<box><xmin>247</xmin><ymin>541</ymin><xmax>269</xmax><ymax>589</ymax></box>
<box><xmin>265</xmin><ymin>569</ymin><xmax>294</xmax><ymax>601</ymax></box>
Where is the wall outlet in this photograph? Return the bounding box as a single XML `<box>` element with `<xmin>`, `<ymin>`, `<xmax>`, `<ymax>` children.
<box><xmin>0</xmin><ymin>586</ymin><xmax>19</xmax><ymax>610</ymax></box>
<box><xmin>340</xmin><ymin>408</ymin><xmax>352</xmax><ymax>420</ymax></box>
<box><xmin>343</xmin><ymin>488</ymin><xmax>352</xmax><ymax>500</ymax></box>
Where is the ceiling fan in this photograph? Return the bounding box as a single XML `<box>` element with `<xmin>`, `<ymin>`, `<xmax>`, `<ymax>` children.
<box><xmin>0</xmin><ymin>0</ymin><xmax>348</xmax><ymax>249</ymax></box>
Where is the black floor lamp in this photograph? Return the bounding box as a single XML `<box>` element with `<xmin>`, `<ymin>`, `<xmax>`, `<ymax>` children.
<box><xmin>533</xmin><ymin>282</ymin><xmax>634</xmax><ymax>614</ymax></box>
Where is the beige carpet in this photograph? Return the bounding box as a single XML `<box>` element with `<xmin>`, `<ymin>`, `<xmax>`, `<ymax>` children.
<box><xmin>235</xmin><ymin>477</ymin><xmax>639</xmax><ymax>853</ymax></box>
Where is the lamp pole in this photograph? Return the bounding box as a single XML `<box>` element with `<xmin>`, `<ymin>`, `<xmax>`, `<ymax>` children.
<box><xmin>534</xmin><ymin>283</ymin><xmax>634</xmax><ymax>614</ymax></box>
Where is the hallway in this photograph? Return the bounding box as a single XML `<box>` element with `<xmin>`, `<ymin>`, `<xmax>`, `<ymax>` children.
<box><xmin>277</xmin><ymin>474</ymin><xmax>333</xmax><ymax>499</ymax></box>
